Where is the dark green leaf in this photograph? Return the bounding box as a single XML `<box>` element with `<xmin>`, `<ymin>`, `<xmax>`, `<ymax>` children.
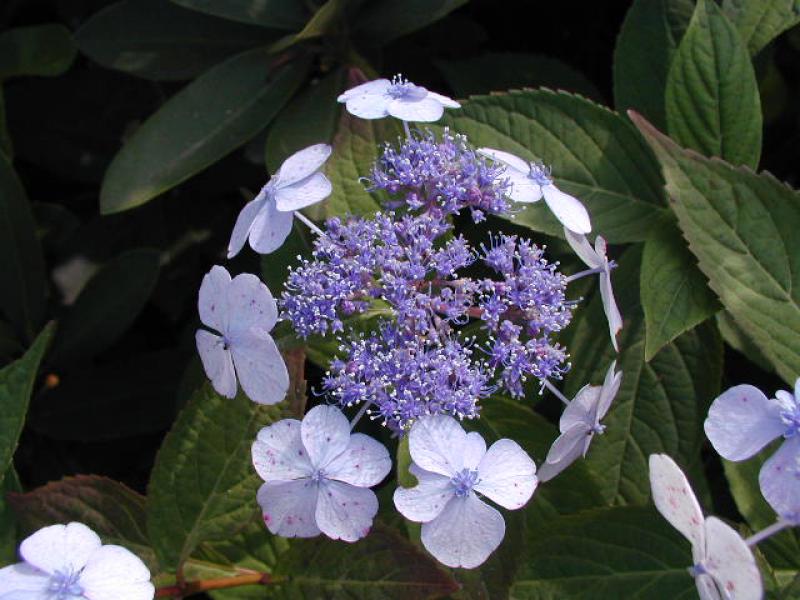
<box><xmin>170</xmin><ymin>0</ymin><xmax>309</xmax><ymax>30</ymax></box>
<box><xmin>613</xmin><ymin>0</ymin><xmax>695</xmax><ymax>129</ymax></box>
<box><xmin>294</xmin><ymin>0</ymin><xmax>349</xmax><ymax>41</ymax></box>
<box><xmin>641</xmin><ymin>221</ymin><xmax>721</xmax><ymax>360</ymax></box>
<box><xmin>510</xmin><ymin>507</ymin><xmax>696</xmax><ymax>598</ymax></box>
<box><xmin>270</xmin><ymin>523</ymin><xmax>459</xmax><ymax>599</ymax></box>
<box><xmin>0</xmin><ymin>323</ymin><xmax>55</xmax><ymax>487</ymax></box>
<box><xmin>0</xmin><ymin>92</ymin><xmax>11</xmax><ymax>159</ymax></box>
<box><xmin>0</xmin><ymin>153</ymin><xmax>46</xmax><ymax>342</ymax></box>
<box><xmin>722</xmin><ymin>0</ymin><xmax>800</xmax><ymax>56</ymax></box>
<box><xmin>665</xmin><ymin>0</ymin><xmax>762</xmax><ymax>168</ymax></box>
<box><xmin>0</xmin><ymin>467</ymin><xmax>21</xmax><ymax>565</ymax></box>
<box><xmin>439</xmin><ymin>89</ymin><xmax>668</xmax><ymax>243</ymax></box>
<box><xmin>75</xmin><ymin>0</ymin><xmax>276</xmax><ymax>81</ymax></box>
<box><xmin>0</xmin><ymin>24</ymin><xmax>76</xmax><ymax>80</ymax></box>
<box><xmin>147</xmin><ymin>384</ymin><xmax>280</xmax><ymax>572</ymax></box>
<box><xmin>632</xmin><ymin>112</ymin><xmax>800</xmax><ymax>385</ymax></box>
<box><xmin>264</xmin><ymin>68</ymin><xmax>345</xmax><ymax>172</ymax></box>
<box><xmin>7</xmin><ymin>474</ymin><xmax>156</xmax><ymax>570</ymax></box>
<box><xmin>100</xmin><ymin>50</ymin><xmax>309</xmax><ymax>214</ymax></box>
<box><xmin>48</xmin><ymin>249</ymin><xmax>161</xmax><ymax>365</ymax></box>
<box><xmin>356</xmin><ymin>0</ymin><xmax>467</xmax><ymax>43</ymax></box>
<box><xmin>565</xmin><ymin>246</ymin><xmax>722</xmax><ymax>504</ymax></box>
<box><xmin>437</xmin><ymin>52</ymin><xmax>603</xmax><ymax>101</ymax></box>
<box><xmin>715</xmin><ymin>310</ymin><xmax>775</xmax><ymax>373</ymax></box>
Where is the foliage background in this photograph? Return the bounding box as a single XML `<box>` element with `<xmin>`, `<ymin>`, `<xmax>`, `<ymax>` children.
<box><xmin>2</xmin><ymin>0</ymin><xmax>800</xmax><ymax>597</ymax></box>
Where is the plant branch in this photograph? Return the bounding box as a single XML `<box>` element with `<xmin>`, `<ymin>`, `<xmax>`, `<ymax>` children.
<box><xmin>155</xmin><ymin>572</ymin><xmax>282</xmax><ymax>598</ymax></box>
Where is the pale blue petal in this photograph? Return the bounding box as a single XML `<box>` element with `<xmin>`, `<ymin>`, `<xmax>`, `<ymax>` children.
<box><xmin>462</xmin><ymin>431</ymin><xmax>487</xmax><ymax>471</ymax></box>
<box><xmin>476</xmin><ymin>148</ymin><xmax>531</xmax><ymax>174</ymax></box>
<box><xmin>337</xmin><ymin>79</ymin><xmax>390</xmax><ymax>103</ymax></box>
<box><xmin>257</xmin><ymin>480</ymin><xmax>320</xmax><ymax>538</ymax></box>
<box><xmin>252</xmin><ymin>419</ymin><xmax>313</xmax><ymax>482</ymax></box>
<box><xmin>559</xmin><ymin>384</ymin><xmax>598</xmax><ymax>431</ymax></box>
<box><xmin>20</xmin><ymin>522</ymin><xmax>101</xmax><ymax>577</ymax></box>
<box><xmin>387</xmin><ymin>97</ymin><xmax>444</xmax><ymax>122</ymax></box>
<box><xmin>474</xmin><ymin>439</ymin><xmax>537</xmax><ymax>509</ymax></box>
<box><xmin>564</xmin><ymin>229</ymin><xmax>603</xmax><ymax>269</ymax></box>
<box><xmin>596</xmin><ymin>362</ymin><xmax>622</xmax><ymax>421</ymax></box>
<box><xmin>344</xmin><ymin>92</ymin><xmax>390</xmax><ymax>119</ymax></box>
<box><xmin>196</xmin><ymin>330</ymin><xmax>237</xmax><ymax>399</ymax></box>
<box><xmin>300</xmin><ymin>405</ymin><xmax>351</xmax><ymax>468</ymax></box>
<box><xmin>705</xmin><ymin>385</ymin><xmax>784</xmax><ymax>461</ymax></box>
<box><xmin>79</xmin><ymin>545</ymin><xmax>154</xmax><ymax>600</ymax></box>
<box><xmin>759</xmin><ymin>436</ymin><xmax>800</xmax><ymax>521</ymax></box>
<box><xmin>274</xmin><ymin>172</ymin><xmax>332</xmax><ymax>212</ymax></box>
<box><xmin>247</xmin><ymin>198</ymin><xmax>294</xmax><ymax>255</ymax></box>
<box><xmin>393</xmin><ymin>464</ymin><xmax>452</xmax><ymax>523</ymax></box>
<box><xmin>315</xmin><ymin>480</ymin><xmax>378</xmax><ymax>542</ymax></box>
<box><xmin>600</xmin><ymin>270</ymin><xmax>623</xmax><ymax>352</ymax></box>
<box><xmin>542</xmin><ymin>424</ymin><xmax>589</xmax><ymax>468</ymax></box>
<box><xmin>704</xmin><ymin>516</ymin><xmax>762</xmax><ymax>600</ymax></box>
<box><xmin>197</xmin><ymin>265</ymin><xmax>231</xmax><ymax>333</ymax></box>
<box><xmin>542</xmin><ymin>184</ymin><xmax>591</xmax><ymax>234</ymax></box>
<box><xmin>229</xmin><ymin>330</ymin><xmax>288</xmax><ymax>405</ymax></box>
<box><xmin>324</xmin><ymin>433</ymin><xmax>391</xmax><ymax>488</ymax></box>
<box><xmin>274</xmin><ymin>143</ymin><xmax>332</xmax><ymax>188</ymax></box>
<box><xmin>426</xmin><ymin>91</ymin><xmax>461</xmax><ymax>109</ymax></box>
<box><xmin>408</xmin><ymin>415</ymin><xmax>467</xmax><ymax>478</ymax></box>
<box><xmin>420</xmin><ymin>494</ymin><xmax>505</xmax><ymax>569</ymax></box>
<box><xmin>0</xmin><ymin>563</ymin><xmax>49</xmax><ymax>596</ymax></box>
<box><xmin>227</xmin><ymin>191</ymin><xmax>266</xmax><ymax>259</ymax></box>
<box><xmin>226</xmin><ymin>272</ymin><xmax>278</xmax><ymax>335</ymax></box>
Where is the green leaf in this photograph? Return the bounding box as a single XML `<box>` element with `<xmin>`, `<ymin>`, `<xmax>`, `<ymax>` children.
<box><xmin>355</xmin><ymin>0</ymin><xmax>467</xmax><ymax>43</ymax></box>
<box><xmin>7</xmin><ymin>474</ymin><xmax>156</xmax><ymax>569</ymax></box>
<box><xmin>270</xmin><ymin>523</ymin><xmax>459</xmax><ymax>599</ymax></box>
<box><xmin>294</xmin><ymin>0</ymin><xmax>349</xmax><ymax>41</ymax></box>
<box><xmin>722</xmin><ymin>0</ymin><xmax>800</xmax><ymax>56</ymax></box>
<box><xmin>147</xmin><ymin>384</ymin><xmax>280</xmax><ymax>572</ymax></box>
<box><xmin>0</xmin><ymin>24</ymin><xmax>76</xmax><ymax>80</ymax></box>
<box><xmin>100</xmin><ymin>50</ymin><xmax>309</xmax><ymax>214</ymax></box>
<box><xmin>436</xmin><ymin>52</ymin><xmax>603</xmax><ymax>101</ymax></box>
<box><xmin>264</xmin><ymin>68</ymin><xmax>344</xmax><ymax>172</ymax></box>
<box><xmin>641</xmin><ymin>221</ymin><xmax>721</xmax><ymax>360</ymax></box>
<box><xmin>75</xmin><ymin>0</ymin><xmax>276</xmax><ymax>81</ymax></box>
<box><xmin>724</xmin><ymin>445</ymin><xmax>800</xmax><ymax>574</ymax></box>
<box><xmin>321</xmin><ymin>68</ymin><xmax>402</xmax><ymax>219</ymax></box>
<box><xmin>439</xmin><ymin>89</ymin><xmax>668</xmax><ymax>243</ymax></box>
<box><xmin>509</xmin><ymin>507</ymin><xmax>696</xmax><ymax>599</ymax></box>
<box><xmin>715</xmin><ymin>310</ymin><xmax>775</xmax><ymax>373</ymax></box>
<box><xmin>665</xmin><ymin>0</ymin><xmax>762</xmax><ymax>168</ymax></box>
<box><xmin>564</xmin><ymin>246</ymin><xmax>722</xmax><ymax>504</ymax></box>
<box><xmin>0</xmin><ymin>323</ymin><xmax>54</xmax><ymax>488</ymax></box>
<box><xmin>170</xmin><ymin>0</ymin><xmax>309</xmax><ymax>30</ymax></box>
<box><xmin>48</xmin><ymin>249</ymin><xmax>161</xmax><ymax>366</ymax></box>
<box><xmin>0</xmin><ymin>153</ymin><xmax>46</xmax><ymax>342</ymax></box>
<box><xmin>613</xmin><ymin>0</ymin><xmax>695</xmax><ymax>129</ymax></box>
<box><xmin>0</xmin><ymin>467</ymin><xmax>21</xmax><ymax>565</ymax></box>
<box><xmin>631</xmin><ymin>112</ymin><xmax>800</xmax><ymax>385</ymax></box>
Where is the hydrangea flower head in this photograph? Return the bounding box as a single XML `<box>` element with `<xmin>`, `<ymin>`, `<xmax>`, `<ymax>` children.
<box><xmin>0</xmin><ymin>521</ymin><xmax>154</xmax><ymax>600</ymax></box>
<box><xmin>337</xmin><ymin>74</ymin><xmax>460</xmax><ymax>123</ymax></box>
<box><xmin>252</xmin><ymin>404</ymin><xmax>391</xmax><ymax>542</ymax></box>
<box><xmin>649</xmin><ymin>454</ymin><xmax>762</xmax><ymax>600</ymax></box>
<box><xmin>538</xmin><ymin>361</ymin><xmax>622</xmax><ymax>482</ymax></box>
<box><xmin>196</xmin><ymin>265</ymin><xmax>289</xmax><ymax>404</ymax></box>
<box><xmin>564</xmin><ymin>228</ymin><xmax>622</xmax><ymax>352</ymax></box>
<box><xmin>393</xmin><ymin>415</ymin><xmax>537</xmax><ymax>568</ymax></box>
<box><xmin>228</xmin><ymin>143</ymin><xmax>332</xmax><ymax>257</ymax></box>
<box><xmin>477</xmin><ymin>147</ymin><xmax>591</xmax><ymax>234</ymax></box>
<box><xmin>705</xmin><ymin>380</ymin><xmax>800</xmax><ymax>522</ymax></box>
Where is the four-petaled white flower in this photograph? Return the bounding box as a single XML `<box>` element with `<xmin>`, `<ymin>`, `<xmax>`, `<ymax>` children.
<box><xmin>196</xmin><ymin>265</ymin><xmax>289</xmax><ymax>405</ymax></box>
<box><xmin>228</xmin><ymin>143</ymin><xmax>332</xmax><ymax>257</ymax></box>
<box><xmin>393</xmin><ymin>415</ymin><xmax>537</xmax><ymax>568</ymax></box>
<box><xmin>649</xmin><ymin>454</ymin><xmax>762</xmax><ymax>600</ymax></box>
<box><xmin>705</xmin><ymin>379</ymin><xmax>800</xmax><ymax>523</ymax></box>
<box><xmin>477</xmin><ymin>147</ymin><xmax>592</xmax><ymax>234</ymax></box>
<box><xmin>538</xmin><ymin>361</ymin><xmax>622</xmax><ymax>482</ymax></box>
<box><xmin>252</xmin><ymin>405</ymin><xmax>391</xmax><ymax>542</ymax></box>
<box><xmin>337</xmin><ymin>74</ymin><xmax>460</xmax><ymax>123</ymax></box>
<box><xmin>564</xmin><ymin>227</ymin><xmax>622</xmax><ymax>352</ymax></box>
<box><xmin>0</xmin><ymin>521</ymin><xmax>154</xmax><ymax>600</ymax></box>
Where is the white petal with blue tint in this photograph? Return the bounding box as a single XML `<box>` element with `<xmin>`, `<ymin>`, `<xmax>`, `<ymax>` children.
<box><xmin>257</xmin><ymin>480</ymin><xmax>321</xmax><ymax>538</ymax></box>
<box><xmin>420</xmin><ymin>494</ymin><xmax>505</xmax><ymax>569</ymax></box>
<box><xmin>537</xmin><ymin>428</ymin><xmax>587</xmax><ymax>482</ymax></box>
<box><xmin>301</xmin><ymin>405</ymin><xmax>351</xmax><ymax>469</ymax></box>
<box><xmin>274</xmin><ymin>144</ymin><xmax>332</xmax><ymax>188</ymax></box>
<box><xmin>476</xmin><ymin>147</ymin><xmax>531</xmax><ymax>174</ymax></box>
<box><xmin>565</xmin><ymin>229</ymin><xmax>603</xmax><ymax>269</ymax></box>
<box><xmin>462</xmin><ymin>431</ymin><xmax>487</xmax><ymax>471</ymax></box>
<box><xmin>324</xmin><ymin>433</ymin><xmax>391</xmax><ymax>487</ymax></box>
<box><xmin>705</xmin><ymin>384</ymin><xmax>785</xmax><ymax>461</ymax></box>
<box><xmin>559</xmin><ymin>384</ymin><xmax>598</xmax><ymax>431</ymax></box>
<box><xmin>252</xmin><ymin>419</ymin><xmax>313</xmax><ymax>482</ymax></box>
<box><xmin>79</xmin><ymin>544</ymin><xmax>155</xmax><ymax>600</ymax></box>
<box><xmin>408</xmin><ymin>415</ymin><xmax>467</xmax><ymax>477</ymax></box>
<box><xmin>597</xmin><ymin>361</ymin><xmax>622</xmax><ymax>420</ymax></box>
<box><xmin>198</xmin><ymin>265</ymin><xmax>231</xmax><ymax>333</ymax></box>
<box><xmin>195</xmin><ymin>330</ymin><xmax>237</xmax><ymax>399</ymax></box>
<box><xmin>229</xmin><ymin>330</ymin><xmax>288</xmax><ymax>405</ymax></box>
<box><xmin>387</xmin><ymin>96</ymin><xmax>445</xmax><ymax>122</ymax></box>
<box><xmin>0</xmin><ymin>563</ymin><xmax>49</xmax><ymax>595</ymax></box>
<box><xmin>759</xmin><ymin>435</ymin><xmax>800</xmax><ymax>521</ymax></box>
<box><xmin>247</xmin><ymin>197</ymin><xmax>294</xmax><ymax>255</ymax></box>
<box><xmin>20</xmin><ymin>522</ymin><xmax>101</xmax><ymax>576</ymax></box>
<box><xmin>474</xmin><ymin>439</ymin><xmax>537</xmax><ymax>510</ymax></box>
<box><xmin>427</xmin><ymin>91</ymin><xmax>461</xmax><ymax>109</ymax></box>
<box><xmin>275</xmin><ymin>172</ymin><xmax>333</xmax><ymax>212</ymax></box>
<box><xmin>704</xmin><ymin>517</ymin><xmax>763</xmax><ymax>600</ymax></box>
<box><xmin>336</xmin><ymin>78</ymin><xmax>391</xmax><ymax>103</ymax></box>
<box><xmin>393</xmin><ymin>464</ymin><xmax>453</xmax><ymax>523</ymax></box>
<box><xmin>542</xmin><ymin>184</ymin><xmax>592</xmax><ymax>234</ymax></box>
<box><xmin>227</xmin><ymin>193</ymin><xmax>266</xmax><ymax>259</ymax></box>
<box><xmin>226</xmin><ymin>272</ymin><xmax>278</xmax><ymax>334</ymax></box>
<box><xmin>315</xmin><ymin>480</ymin><xmax>378</xmax><ymax>542</ymax></box>
<box><xmin>342</xmin><ymin>89</ymin><xmax>391</xmax><ymax>119</ymax></box>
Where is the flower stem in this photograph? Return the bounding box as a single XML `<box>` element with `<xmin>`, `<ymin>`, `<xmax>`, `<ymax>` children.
<box><xmin>565</xmin><ymin>267</ymin><xmax>604</xmax><ymax>283</ymax></box>
<box><xmin>403</xmin><ymin>120</ymin><xmax>412</xmax><ymax>139</ymax></box>
<box><xmin>294</xmin><ymin>211</ymin><xmax>325</xmax><ymax>237</ymax></box>
<box><xmin>745</xmin><ymin>519</ymin><xmax>794</xmax><ymax>547</ymax></box>
<box><xmin>156</xmin><ymin>572</ymin><xmax>281</xmax><ymax>598</ymax></box>
<box><xmin>350</xmin><ymin>400</ymin><xmax>373</xmax><ymax>429</ymax></box>
<box><xmin>543</xmin><ymin>379</ymin><xmax>571</xmax><ymax>406</ymax></box>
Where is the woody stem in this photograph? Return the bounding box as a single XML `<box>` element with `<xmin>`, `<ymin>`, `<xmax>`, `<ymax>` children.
<box><xmin>155</xmin><ymin>572</ymin><xmax>281</xmax><ymax>598</ymax></box>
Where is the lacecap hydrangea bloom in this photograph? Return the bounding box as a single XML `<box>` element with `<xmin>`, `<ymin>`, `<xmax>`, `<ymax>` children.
<box><xmin>0</xmin><ymin>521</ymin><xmax>154</xmax><ymax>600</ymax></box>
<box><xmin>705</xmin><ymin>379</ymin><xmax>800</xmax><ymax>523</ymax></box>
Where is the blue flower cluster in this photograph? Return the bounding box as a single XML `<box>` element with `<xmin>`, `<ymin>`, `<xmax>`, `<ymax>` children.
<box><xmin>281</xmin><ymin>131</ymin><xmax>573</xmax><ymax>431</ymax></box>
